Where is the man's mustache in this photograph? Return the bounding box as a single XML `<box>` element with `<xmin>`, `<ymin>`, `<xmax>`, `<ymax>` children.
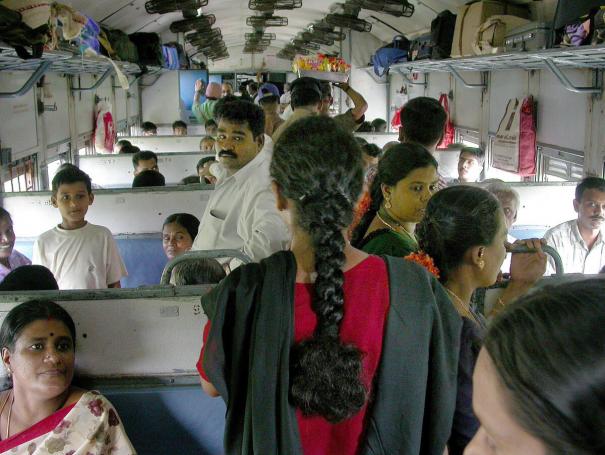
<box><xmin>219</xmin><ymin>149</ymin><xmax>236</xmax><ymax>158</ymax></box>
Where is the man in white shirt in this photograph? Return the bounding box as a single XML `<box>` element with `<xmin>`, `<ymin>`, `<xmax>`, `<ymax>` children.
<box><xmin>544</xmin><ymin>177</ymin><xmax>605</xmax><ymax>275</ymax></box>
<box><xmin>192</xmin><ymin>98</ymin><xmax>289</xmax><ymax>262</ymax></box>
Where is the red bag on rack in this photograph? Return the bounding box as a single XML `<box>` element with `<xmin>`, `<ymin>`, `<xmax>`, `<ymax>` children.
<box><xmin>492</xmin><ymin>96</ymin><xmax>536</xmax><ymax>176</ymax></box>
<box><xmin>94</xmin><ymin>100</ymin><xmax>115</xmax><ymax>154</ymax></box>
<box><xmin>437</xmin><ymin>93</ymin><xmax>455</xmax><ymax>149</ymax></box>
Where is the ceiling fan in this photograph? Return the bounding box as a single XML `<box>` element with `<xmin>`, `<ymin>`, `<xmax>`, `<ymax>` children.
<box><xmin>169</xmin><ymin>14</ymin><xmax>216</xmax><ymax>33</ymax></box>
<box><xmin>144</xmin><ymin>0</ymin><xmax>207</xmax><ymax>14</ymax></box>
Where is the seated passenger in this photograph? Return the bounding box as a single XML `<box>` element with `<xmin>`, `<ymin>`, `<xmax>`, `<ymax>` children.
<box><xmin>382</xmin><ymin>140</ymin><xmax>399</xmax><ymax>152</ymax></box>
<box><xmin>169</xmin><ymin>258</ymin><xmax>226</xmax><ymax>285</ymax></box>
<box><xmin>132</xmin><ymin>150</ymin><xmax>159</xmax><ymax>176</ymax></box>
<box><xmin>33</xmin><ymin>167</ymin><xmax>127</xmax><ymax>290</ymax></box>
<box><xmin>119</xmin><ymin>144</ymin><xmax>140</xmax><ymax>154</ymax></box>
<box><xmin>485</xmin><ymin>180</ymin><xmax>521</xmax><ymax>274</ymax></box>
<box><xmin>544</xmin><ymin>176</ymin><xmax>605</xmax><ymax>275</ymax></box>
<box><xmin>0</xmin><ymin>208</ymin><xmax>31</xmax><ymax>284</ymax></box>
<box><xmin>371</xmin><ymin>118</ymin><xmax>387</xmax><ymax>132</ymax></box>
<box><xmin>141</xmin><ymin>121</ymin><xmax>157</xmax><ymax>136</ymax></box>
<box><xmin>196</xmin><ymin>157</ymin><xmax>217</xmax><ymax>184</ymax></box>
<box><xmin>193</xmin><ymin>80</ymin><xmax>221</xmax><ymax>124</ymax></box>
<box><xmin>466</xmin><ymin>278</ymin><xmax>605</xmax><ymax>455</ymax></box>
<box><xmin>0</xmin><ymin>299</ymin><xmax>135</xmax><ymax>453</ymax></box>
<box><xmin>258</xmin><ymin>83</ymin><xmax>284</xmax><ymax>138</ymax></box>
<box><xmin>191</xmin><ymin>98</ymin><xmax>289</xmax><ymax>262</ymax></box>
<box><xmin>172</xmin><ymin>120</ymin><xmax>188</xmax><ymax>136</ymax></box>
<box><xmin>319</xmin><ymin>80</ymin><xmax>368</xmax><ymax>132</ymax></box>
<box><xmin>132</xmin><ymin>170</ymin><xmax>165</xmax><ymax>188</ymax></box>
<box><xmin>204</xmin><ymin>119</ymin><xmax>218</xmax><ymax>137</ymax></box>
<box><xmin>351</xmin><ymin>144</ymin><xmax>438</xmax><ymax>257</ymax></box>
<box><xmin>198</xmin><ymin>116</ymin><xmax>461</xmax><ymax>453</ymax></box>
<box><xmin>179</xmin><ymin>175</ymin><xmax>201</xmax><ymax>185</ymax></box>
<box><xmin>114</xmin><ymin>139</ymin><xmax>131</xmax><ymax>153</ymax></box>
<box><xmin>0</xmin><ymin>265</ymin><xmax>58</xmax><ymax>291</ymax></box>
<box><xmin>456</xmin><ymin>147</ymin><xmax>485</xmax><ymax>183</ymax></box>
<box><xmin>199</xmin><ymin>135</ymin><xmax>215</xmax><ymax>153</ymax></box>
<box><xmin>415</xmin><ymin>186</ymin><xmax>546</xmax><ymax>455</ymax></box>
<box><xmin>162</xmin><ymin>213</ymin><xmax>200</xmax><ymax>261</ymax></box>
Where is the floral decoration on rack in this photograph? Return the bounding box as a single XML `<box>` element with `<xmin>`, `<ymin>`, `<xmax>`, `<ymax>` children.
<box><xmin>292</xmin><ymin>53</ymin><xmax>351</xmax><ymax>73</ymax></box>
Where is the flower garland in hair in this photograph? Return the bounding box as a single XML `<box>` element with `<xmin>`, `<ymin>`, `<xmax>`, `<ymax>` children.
<box><xmin>347</xmin><ymin>190</ymin><xmax>372</xmax><ymax>240</ymax></box>
<box><xmin>405</xmin><ymin>251</ymin><xmax>440</xmax><ymax>279</ymax></box>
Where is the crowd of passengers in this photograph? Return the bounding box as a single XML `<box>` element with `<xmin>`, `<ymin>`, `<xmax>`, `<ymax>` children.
<box><xmin>0</xmin><ymin>76</ymin><xmax>603</xmax><ymax>454</ymax></box>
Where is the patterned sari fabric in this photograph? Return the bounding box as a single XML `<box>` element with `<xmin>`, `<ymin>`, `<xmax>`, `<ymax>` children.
<box><xmin>0</xmin><ymin>391</ymin><xmax>135</xmax><ymax>454</ymax></box>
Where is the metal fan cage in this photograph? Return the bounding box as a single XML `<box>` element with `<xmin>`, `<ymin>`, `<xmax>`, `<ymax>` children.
<box><xmin>348</xmin><ymin>0</ymin><xmax>414</xmax><ymax>18</ymax></box>
<box><xmin>144</xmin><ymin>0</ymin><xmax>208</xmax><ymax>14</ymax></box>
<box><xmin>245</xmin><ymin>32</ymin><xmax>277</xmax><ymax>40</ymax></box>
<box><xmin>246</xmin><ymin>15</ymin><xmax>288</xmax><ymax>27</ymax></box>
<box><xmin>292</xmin><ymin>39</ymin><xmax>320</xmax><ymax>51</ymax></box>
<box><xmin>301</xmin><ymin>31</ymin><xmax>335</xmax><ymax>46</ymax></box>
<box><xmin>169</xmin><ymin>15</ymin><xmax>216</xmax><ymax>33</ymax></box>
<box><xmin>186</xmin><ymin>28</ymin><xmax>223</xmax><ymax>43</ymax></box>
<box><xmin>325</xmin><ymin>14</ymin><xmax>372</xmax><ymax>32</ymax></box>
<box><xmin>249</xmin><ymin>0</ymin><xmax>302</xmax><ymax>11</ymax></box>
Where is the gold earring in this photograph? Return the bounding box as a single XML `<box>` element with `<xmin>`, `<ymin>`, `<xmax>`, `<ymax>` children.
<box><xmin>384</xmin><ymin>197</ymin><xmax>392</xmax><ymax>209</ymax></box>
<box><xmin>478</xmin><ymin>259</ymin><xmax>485</xmax><ymax>270</ymax></box>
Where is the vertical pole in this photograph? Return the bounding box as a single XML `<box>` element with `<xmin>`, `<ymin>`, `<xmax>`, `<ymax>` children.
<box><xmin>66</xmin><ymin>75</ymin><xmax>79</xmax><ymax>166</ymax></box>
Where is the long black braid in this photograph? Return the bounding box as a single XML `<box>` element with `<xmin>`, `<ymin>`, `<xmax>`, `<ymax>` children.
<box><xmin>270</xmin><ymin>115</ymin><xmax>366</xmax><ymax>423</ymax></box>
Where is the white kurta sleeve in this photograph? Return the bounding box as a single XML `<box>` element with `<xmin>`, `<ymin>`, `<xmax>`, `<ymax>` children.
<box><xmin>238</xmin><ymin>187</ymin><xmax>290</xmax><ymax>262</ymax></box>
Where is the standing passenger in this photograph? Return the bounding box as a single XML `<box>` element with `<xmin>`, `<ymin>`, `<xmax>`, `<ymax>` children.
<box><xmin>33</xmin><ymin>167</ymin><xmax>127</xmax><ymax>290</ymax></box>
<box><xmin>258</xmin><ymin>83</ymin><xmax>284</xmax><ymax>138</ymax></box>
<box><xmin>272</xmin><ymin>77</ymin><xmax>323</xmax><ymax>143</ymax></box>
<box><xmin>191</xmin><ymin>98</ymin><xmax>289</xmax><ymax>262</ymax></box>
<box><xmin>544</xmin><ymin>176</ymin><xmax>605</xmax><ymax>274</ymax></box>
<box><xmin>319</xmin><ymin>81</ymin><xmax>368</xmax><ymax>132</ymax></box>
<box><xmin>415</xmin><ymin>186</ymin><xmax>546</xmax><ymax>455</ymax></box>
<box><xmin>193</xmin><ymin>80</ymin><xmax>221</xmax><ymax>124</ymax></box>
<box><xmin>351</xmin><ymin>144</ymin><xmax>439</xmax><ymax>257</ymax></box>
<box><xmin>466</xmin><ymin>279</ymin><xmax>605</xmax><ymax>455</ymax></box>
<box><xmin>197</xmin><ymin>116</ymin><xmax>461</xmax><ymax>454</ymax></box>
<box><xmin>0</xmin><ymin>208</ymin><xmax>31</xmax><ymax>284</ymax></box>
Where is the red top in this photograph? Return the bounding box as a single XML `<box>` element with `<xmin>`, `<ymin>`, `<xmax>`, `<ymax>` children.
<box><xmin>197</xmin><ymin>255</ymin><xmax>390</xmax><ymax>455</ymax></box>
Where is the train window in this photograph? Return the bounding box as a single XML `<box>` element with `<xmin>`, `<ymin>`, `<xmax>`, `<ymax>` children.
<box><xmin>455</xmin><ymin>128</ymin><xmax>480</xmax><ymax>148</ymax></box>
<box><xmin>1</xmin><ymin>155</ymin><xmax>38</xmax><ymax>193</ymax></box>
<box><xmin>540</xmin><ymin>146</ymin><xmax>583</xmax><ymax>183</ymax></box>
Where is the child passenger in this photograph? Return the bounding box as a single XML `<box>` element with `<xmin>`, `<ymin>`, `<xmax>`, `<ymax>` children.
<box><xmin>33</xmin><ymin>167</ymin><xmax>127</xmax><ymax>290</ymax></box>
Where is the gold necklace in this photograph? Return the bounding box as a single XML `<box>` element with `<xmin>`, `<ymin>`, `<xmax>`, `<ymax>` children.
<box><xmin>376</xmin><ymin>209</ymin><xmax>417</xmax><ymax>242</ymax></box>
<box><xmin>444</xmin><ymin>288</ymin><xmax>483</xmax><ymax>327</ymax></box>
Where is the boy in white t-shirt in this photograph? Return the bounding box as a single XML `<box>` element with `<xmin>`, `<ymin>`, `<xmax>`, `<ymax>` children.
<box><xmin>33</xmin><ymin>166</ymin><xmax>127</xmax><ymax>290</ymax></box>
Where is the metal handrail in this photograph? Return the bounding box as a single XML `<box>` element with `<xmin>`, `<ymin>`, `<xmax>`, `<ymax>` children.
<box><xmin>510</xmin><ymin>244</ymin><xmax>564</xmax><ymax>275</ymax></box>
<box><xmin>396</xmin><ymin>68</ymin><xmax>427</xmax><ymax>87</ymax></box>
<box><xmin>0</xmin><ymin>60</ymin><xmax>52</xmax><ymax>99</ymax></box>
<box><xmin>543</xmin><ymin>58</ymin><xmax>602</xmax><ymax>94</ymax></box>
<box><xmin>446</xmin><ymin>64</ymin><xmax>487</xmax><ymax>90</ymax></box>
<box><xmin>160</xmin><ymin>250</ymin><xmax>254</xmax><ymax>285</ymax></box>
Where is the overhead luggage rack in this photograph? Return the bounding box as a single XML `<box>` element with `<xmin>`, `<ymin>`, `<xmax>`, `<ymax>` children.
<box><xmin>0</xmin><ymin>45</ymin><xmax>165</xmax><ymax>97</ymax></box>
<box><xmin>390</xmin><ymin>44</ymin><xmax>605</xmax><ymax>94</ymax></box>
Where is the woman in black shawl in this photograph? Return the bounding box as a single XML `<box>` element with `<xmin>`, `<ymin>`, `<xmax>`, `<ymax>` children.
<box><xmin>197</xmin><ymin>116</ymin><xmax>462</xmax><ymax>455</ymax></box>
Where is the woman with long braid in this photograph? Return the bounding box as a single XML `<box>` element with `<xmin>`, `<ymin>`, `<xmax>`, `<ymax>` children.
<box><xmin>196</xmin><ymin>116</ymin><xmax>462</xmax><ymax>455</ymax></box>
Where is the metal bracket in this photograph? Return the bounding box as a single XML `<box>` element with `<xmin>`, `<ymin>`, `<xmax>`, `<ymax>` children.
<box><xmin>543</xmin><ymin>58</ymin><xmax>602</xmax><ymax>95</ymax></box>
<box><xmin>112</xmin><ymin>73</ymin><xmax>143</xmax><ymax>89</ymax></box>
<box><xmin>446</xmin><ymin>64</ymin><xmax>487</xmax><ymax>90</ymax></box>
<box><xmin>361</xmin><ymin>66</ymin><xmax>388</xmax><ymax>85</ymax></box>
<box><xmin>0</xmin><ymin>60</ymin><xmax>52</xmax><ymax>99</ymax></box>
<box><xmin>396</xmin><ymin>69</ymin><xmax>427</xmax><ymax>87</ymax></box>
<box><xmin>139</xmin><ymin>70</ymin><xmax>164</xmax><ymax>87</ymax></box>
<box><xmin>71</xmin><ymin>67</ymin><xmax>113</xmax><ymax>92</ymax></box>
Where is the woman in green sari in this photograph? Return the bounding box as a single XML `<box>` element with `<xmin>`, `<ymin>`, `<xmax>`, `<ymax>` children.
<box><xmin>351</xmin><ymin>143</ymin><xmax>439</xmax><ymax>257</ymax></box>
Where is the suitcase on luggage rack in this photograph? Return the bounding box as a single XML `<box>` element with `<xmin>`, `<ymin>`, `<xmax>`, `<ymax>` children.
<box><xmin>505</xmin><ymin>22</ymin><xmax>552</xmax><ymax>52</ymax></box>
<box><xmin>409</xmin><ymin>33</ymin><xmax>433</xmax><ymax>60</ymax></box>
<box><xmin>552</xmin><ymin>0</ymin><xmax>604</xmax><ymax>46</ymax></box>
